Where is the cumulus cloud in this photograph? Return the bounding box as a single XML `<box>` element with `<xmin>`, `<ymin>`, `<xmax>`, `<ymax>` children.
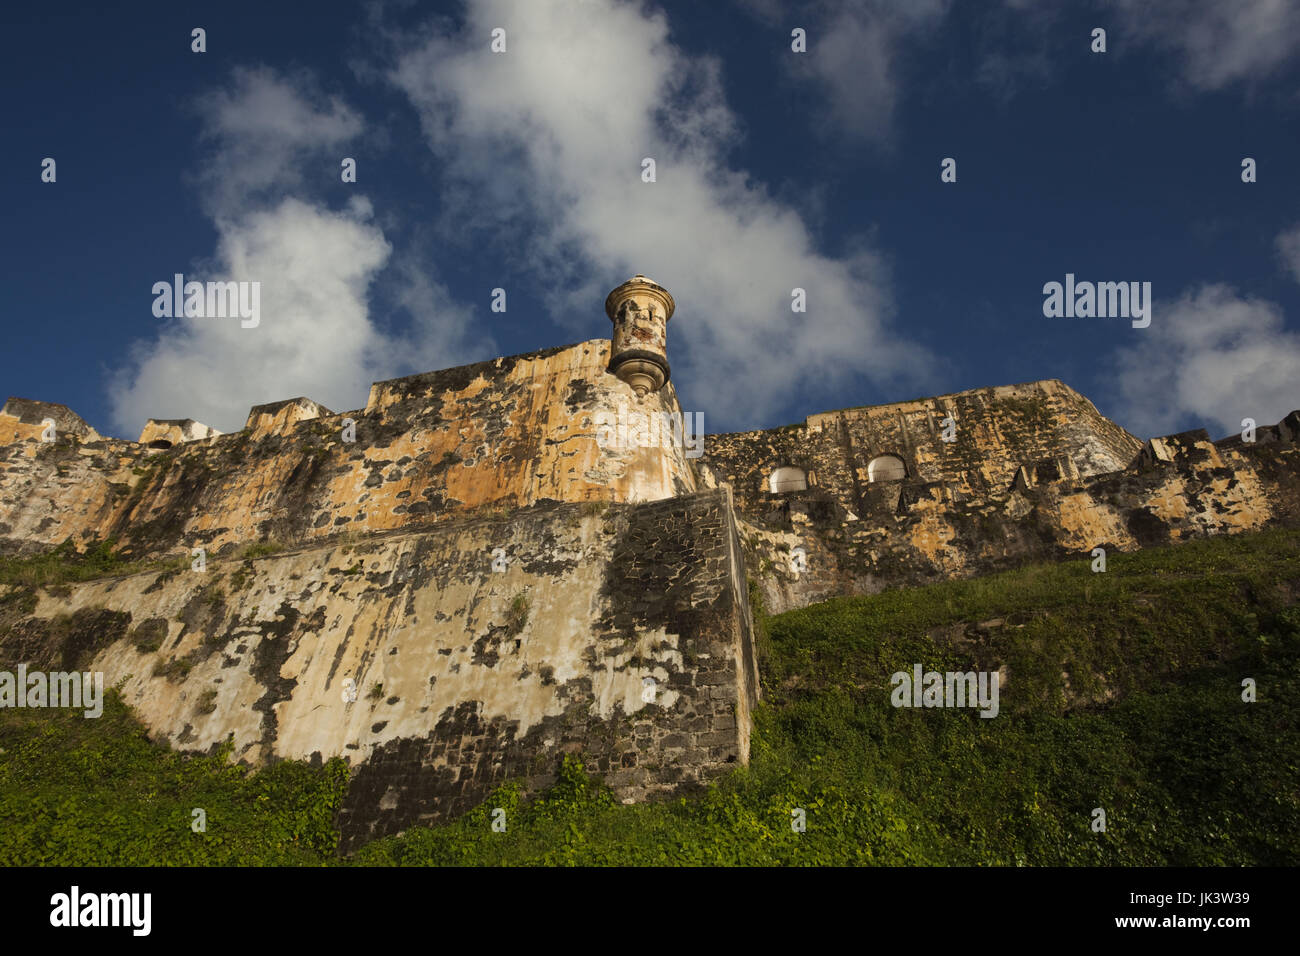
<box><xmin>190</xmin><ymin>65</ymin><xmax>364</xmax><ymax>217</ymax></box>
<box><xmin>109</xmin><ymin>67</ymin><xmax>483</xmax><ymax>436</ymax></box>
<box><xmin>388</xmin><ymin>0</ymin><xmax>934</xmax><ymax>428</ymax></box>
<box><xmin>109</xmin><ymin>198</ymin><xmax>392</xmax><ymax>434</ymax></box>
<box><xmin>1109</xmin><ymin>283</ymin><xmax>1300</xmax><ymax>439</ymax></box>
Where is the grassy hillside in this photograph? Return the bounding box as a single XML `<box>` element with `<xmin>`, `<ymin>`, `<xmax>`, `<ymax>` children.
<box><xmin>2</xmin><ymin>528</ymin><xmax>1297</xmax><ymax>865</ymax></box>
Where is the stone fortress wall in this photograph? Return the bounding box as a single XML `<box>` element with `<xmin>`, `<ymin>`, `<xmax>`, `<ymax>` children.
<box><xmin>3</xmin><ymin>487</ymin><xmax>758</xmax><ymax>851</ymax></box>
<box><xmin>0</xmin><ymin>339</ymin><xmax>698</xmax><ymax>563</ymax></box>
<box><xmin>1</xmin><ymin>273</ymin><xmax>1297</xmax><ymax>844</ymax></box>
<box><xmin>699</xmin><ymin>381</ymin><xmax>1300</xmax><ymax>614</ymax></box>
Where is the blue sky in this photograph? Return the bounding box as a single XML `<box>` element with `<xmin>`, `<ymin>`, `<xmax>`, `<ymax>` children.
<box><xmin>4</xmin><ymin>0</ymin><xmax>1299</xmax><ymax>441</ymax></box>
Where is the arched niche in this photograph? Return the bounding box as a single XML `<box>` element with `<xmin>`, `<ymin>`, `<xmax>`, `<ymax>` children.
<box><xmin>867</xmin><ymin>454</ymin><xmax>906</xmax><ymax>483</ymax></box>
<box><xmin>767</xmin><ymin>466</ymin><xmax>808</xmax><ymax>493</ymax></box>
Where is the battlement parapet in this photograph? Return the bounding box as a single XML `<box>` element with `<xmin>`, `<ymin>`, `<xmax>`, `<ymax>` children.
<box><xmin>0</xmin><ymin>397</ymin><xmax>101</xmax><ymax>444</ymax></box>
<box><xmin>137</xmin><ymin>418</ymin><xmax>222</xmax><ymax>448</ymax></box>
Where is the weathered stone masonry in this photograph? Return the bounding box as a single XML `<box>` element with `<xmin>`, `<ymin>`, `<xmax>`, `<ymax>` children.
<box><xmin>0</xmin><ymin>339</ymin><xmax>697</xmax><ymax>561</ymax></box>
<box><xmin>700</xmin><ymin>383</ymin><xmax>1300</xmax><ymax>614</ymax></box>
<box><xmin>2</xmin><ymin>489</ymin><xmax>758</xmax><ymax>851</ymax></box>
<box><xmin>2</xmin><ymin>273</ymin><xmax>1297</xmax><ymax>846</ymax></box>
<box><xmin>337</xmin><ymin>487</ymin><xmax>759</xmax><ymax>850</ymax></box>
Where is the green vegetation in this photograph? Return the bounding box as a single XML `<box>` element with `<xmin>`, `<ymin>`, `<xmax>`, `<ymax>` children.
<box><xmin>0</xmin><ymin>538</ymin><xmax>186</xmax><ymax>589</ymax></box>
<box><xmin>0</xmin><ymin>691</ymin><xmax>347</xmax><ymax>865</ymax></box>
<box><xmin>151</xmin><ymin>656</ymin><xmax>195</xmax><ymax>681</ymax></box>
<box><xmin>505</xmin><ymin>591</ymin><xmax>531</xmax><ymax>636</ymax></box>
<box><xmin>228</xmin><ymin>564</ymin><xmax>252</xmax><ymax>591</ymax></box>
<box><xmin>1</xmin><ymin>528</ymin><xmax>1296</xmax><ymax>865</ymax></box>
<box><xmin>741</xmin><ymin>528</ymin><xmax>1300</xmax><ymax>865</ymax></box>
<box><xmin>238</xmin><ymin>540</ymin><xmax>284</xmax><ymax>560</ymax></box>
<box><xmin>130</xmin><ymin>618</ymin><xmax>168</xmax><ymax>654</ymax></box>
<box><xmin>0</xmin><ymin>536</ymin><xmax>284</xmax><ymax>598</ymax></box>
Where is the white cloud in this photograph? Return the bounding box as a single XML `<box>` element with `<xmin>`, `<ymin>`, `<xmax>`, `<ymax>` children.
<box><xmin>1106</xmin><ymin>0</ymin><xmax>1300</xmax><ymax>90</ymax></box>
<box><xmin>1109</xmin><ymin>283</ymin><xmax>1300</xmax><ymax>439</ymax></box>
<box><xmin>190</xmin><ymin>65</ymin><xmax>364</xmax><ymax>217</ymax></box>
<box><xmin>388</xmin><ymin>0</ymin><xmax>934</xmax><ymax>427</ymax></box>
<box><xmin>737</xmin><ymin>0</ymin><xmax>951</xmax><ymax>142</ymax></box>
<box><xmin>1276</xmin><ymin>223</ymin><xmax>1300</xmax><ymax>284</ymax></box>
<box><xmin>992</xmin><ymin>0</ymin><xmax>1300</xmax><ymax>94</ymax></box>
<box><xmin>109</xmin><ymin>67</ymin><xmax>485</xmax><ymax>437</ymax></box>
<box><xmin>753</xmin><ymin>0</ymin><xmax>1298</xmax><ymax>124</ymax></box>
<box><xmin>110</xmin><ymin>198</ymin><xmax>392</xmax><ymax>433</ymax></box>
